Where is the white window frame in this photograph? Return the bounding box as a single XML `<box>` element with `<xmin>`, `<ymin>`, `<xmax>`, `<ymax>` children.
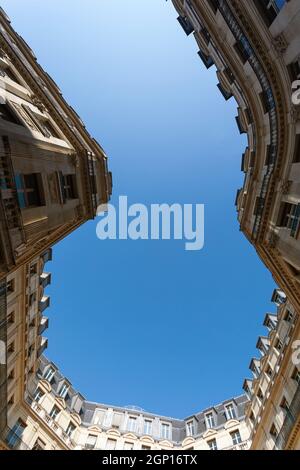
<box><xmin>186</xmin><ymin>420</ymin><xmax>195</xmax><ymax>437</ymax></box>
<box><xmin>127</xmin><ymin>416</ymin><xmax>137</xmax><ymax>433</ymax></box>
<box><xmin>143</xmin><ymin>419</ymin><xmax>153</xmax><ymax>435</ymax></box>
<box><xmin>160</xmin><ymin>422</ymin><xmax>171</xmax><ymax>440</ymax></box>
<box><xmin>59</xmin><ymin>382</ymin><xmax>69</xmax><ymax>399</ymax></box>
<box><xmin>225</xmin><ymin>403</ymin><xmax>236</xmax><ymax>420</ymax></box>
<box><xmin>44</xmin><ymin>367</ymin><xmax>55</xmax><ymax>382</ymax></box>
<box><xmin>205</xmin><ymin>412</ymin><xmax>215</xmax><ymax>429</ymax></box>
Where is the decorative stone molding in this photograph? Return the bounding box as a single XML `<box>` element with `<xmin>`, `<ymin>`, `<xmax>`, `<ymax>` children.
<box><xmin>30</xmin><ymin>94</ymin><xmax>47</xmax><ymax>113</ymax></box>
<box><xmin>280</xmin><ymin>179</ymin><xmax>292</xmax><ymax>195</ymax></box>
<box><xmin>272</xmin><ymin>33</ymin><xmax>288</xmax><ymax>55</ymax></box>
<box><xmin>268</xmin><ymin>232</ymin><xmax>279</xmax><ymax>249</ymax></box>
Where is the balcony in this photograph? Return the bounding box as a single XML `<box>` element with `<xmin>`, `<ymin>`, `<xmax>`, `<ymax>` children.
<box><xmin>38</xmin><ymin>316</ymin><xmax>49</xmax><ymax>336</ymax></box>
<box><xmin>224</xmin><ymin>440</ymin><xmax>250</xmax><ymax>451</ymax></box>
<box><xmin>41</xmin><ymin>248</ymin><xmax>52</xmax><ymax>264</ymax></box>
<box><xmin>40</xmin><ymin>272</ymin><xmax>51</xmax><ymax>288</ymax></box>
<box><xmin>39</xmin><ymin>295</ymin><xmax>50</xmax><ymax>313</ymax></box>
<box><xmin>37</xmin><ymin>337</ymin><xmax>48</xmax><ymax>358</ymax></box>
<box><xmin>177</xmin><ymin>16</ymin><xmax>194</xmax><ymax>36</ymax></box>
<box><xmin>197</xmin><ymin>50</ymin><xmax>214</xmax><ymax>69</ymax></box>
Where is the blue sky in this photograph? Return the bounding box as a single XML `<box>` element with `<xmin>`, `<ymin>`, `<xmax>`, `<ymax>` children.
<box><xmin>3</xmin><ymin>0</ymin><xmax>276</xmax><ymax>418</ymax></box>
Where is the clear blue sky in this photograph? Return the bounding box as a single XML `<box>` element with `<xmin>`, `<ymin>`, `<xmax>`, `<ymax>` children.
<box><xmin>3</xmin><ymin>0</ymin><xmax>276</xmax><ymax>418</ymax></box>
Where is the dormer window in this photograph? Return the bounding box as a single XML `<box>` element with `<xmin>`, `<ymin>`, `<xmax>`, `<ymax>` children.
<box><xmin>205</xmin><ymin>412</ymin><xmax>215</xmax><ymax>429</ymax></box>
<box><xmin>59</xmin><ymin>383</ymin><xmax>69</xmax><ymax>399</ymax></box>
<box><xmin>186</xmin><ymin>420</ymin><xmax>195</xmax><ymax>437</ymax></box>
<box><xmin>225</xmin><ymin>403</ymin><xmax>236</xmax><ymax>420</ymax></box>
<box><xmin>44</xmin><ymin>366</ymin><xmax>55</xmax><ymax>382</ymax></box>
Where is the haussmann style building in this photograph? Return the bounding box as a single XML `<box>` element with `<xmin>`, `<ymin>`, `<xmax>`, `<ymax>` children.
<box><xmin>0</xmin><ymin>0</ymin><xmax>300</xmax><ymax>452</ymax></box>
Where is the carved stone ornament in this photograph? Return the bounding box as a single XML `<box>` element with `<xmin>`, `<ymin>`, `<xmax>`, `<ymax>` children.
<box><xmin>268</xmin><ymin>232</ymin><xmax>279</xmax><ymax>249</ymax></box>
<box><xmin>272</xmin><ymin>33</ymin><xmax>288</xmax><ymax>54</ymax></box>
<box><xmin>280</xmin><ymin>180</ymin><xmax>292</xmax><ymax>195</ymax></box>
<box><xmin>70</xmin><ymin>153</ymin><xmax>80</xmax><ymax>168</ymax></box>
<box><xmin>31</xmin><ymin>94</ymin><xmax>47</xmax><ymax>113</ymax></box>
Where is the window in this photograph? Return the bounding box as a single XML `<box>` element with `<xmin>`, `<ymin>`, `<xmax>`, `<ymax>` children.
<box><xmin>7</xmin><ymin>279</ymin><xmax>15</xmax><ymax>295</ymax></box>
<box><xmin>224</xmin><ymin>67</ymin><xmax>235</xmax><ymax>84</ymax></box>
<box><xmin>123</xmin><ymin>442</ymin><xmax>134</xmax><ymax>450</ymax></box>
<box><xmin>42</xmin><ymin>120</ymin><xmax>60</xmax><ymax>139</ymax></box>
<box><xmin>63</xmin><ymin>174</ymin><xmax>77</xmax><ymax>199</ymax></box>
<box><xmin>249</xmin><ymin>411</ymin><xmax>255</xmax><ymax>423</ymax></box>
<box><xmin>29</xmin><ymin>292</ymin><xmax>37</xmax><ymax>307</ymax></box>
<box><xmin>59</xmin><ymin>383</ymin><xmax>69</xmax><ymax>399</ymax></box>
<box><xmin>207</xmin><ymin>0</ymin><xmax>219</xmax><ymax>13</ymax></box>
<box><xmin>259</xmin><ymin>89</ymin><xmax>275</xmax><ymax>114</ymax></box>
<box><xmin>6</xmin><ymin>419</ymin><xmax>26</xmax><ymax>448</ymax></box>
<box><xmin>34</xmin><ymin>389</ymin><xmax>44</xmax><ymax>403</ymax></box>
<box><xmin>44</xmin><ymin>366</ymin><xmax>55</xmax><ymax>382</ymax></box>
<box><xmin>230</xmin><ymin>430</ymin><xmax>242</xmax><ymax>446</ymax></box>
<box><xmin>143</xmin><ymin>419</ymin><xmax>153</xmax><ymax>435</ymax></box>
<box><xmin>284</xmin><ymin>310</ymin><xmax>294</xmax><ymax>323</ymax></box>
<box><xmin>7</xmin><ymin>311</ymin><xmax>15</xmax><ymax>325</ymax></box>
<box><xmin>4</xmin><ymin>67</ymin><xmax>21</xmax><ymax>84</ymax></box>
<box><xmin>86</xmin><ymin>434</ymin><xmax>97</xmax><ymax>450</ymax></box>
<box><xmin>253</xmin><ymin>197</ymin><xmax>265</xmax><ymax>216</ymax></box>
<box><xmin>15</xmin><ymin>173</ymin><xmax>44</xmax><ymax>209</ymax></box>
<box><xmin>225</xmin><ymin>404</ymin><xmax>236</xmax><ymax>420</ymax></box>
<box><xmin>66</xmin><ymin>422</ymin><xmax>76</xmax><ymax>437</ymax></box>
<box><xmin>7</xmin><ymin>369</ymin><xmax>15</xmax><ymax>381</ymax></box>
<box><xmin>257</xmin><ymin>388</ymin><xmax>264</xmax><ymax>400</ymax></box>
<box><xmin>141</xmin><ymin>445</ymin><xmax>151</xmax><ymax>450</ymax></box>
<box><xmin>207</xmin><ymin>438</ymin><xmax>218</xmax><ymax>450</ymax></box>
<box><xmin>288</xmin><ymin>58</ymin><xmax>300</xmax><ymax>82</ymax></box>
<box><xmin>0</xmin><ymin>103</ymin><xmax>23</xmax><ymax>125</ymax></box>
<box><xmin>265</xmin><ymin>364</ymin><xmax>273</xmax><ymax>378</ymax></box>
<box><xmin>7</xmin><ymin>341</ymin><xmax>15</xmax><ymax>355</ymax></box>
<box><xmin>205</xmin><ymin>412</ymin><xmax>215</xmax><ymax>429</ymax></box>
<box><xmin>270</xmin><ymin>423</ymin><xmax>278</xmax><ymax>439</ymax></box>
<box><xmin>32</xmin><ymin>438</ymin><xmax>46</xmax><ymax>450</ymax></box>
<box><xmin>265</xmin><ymin>144</ymin><xmax>276</xmax><ymax>166</ymax></box>
<box><xmin>280</xmin><ymin>397</ymin><xmax>290</xmax><ymax>413</ymax></box>
<box><xmin>30</xmin><ymin>264</ymin><xmax>38</xmax><ymax>276</ymax></box>
<box><xmin>234</xmin><ymin>39</ymin><xmax>250</xmax><ymax>64</ymax></box>
<box><xmin>106</xmin><ymin>439</ymin><xmax>116</xmax><ymax>450</ymax></box>
<box><xmin>58</xmin><ymin>173</ymin><xmax>78</xmax><ymax>202</ymax></box>
<box><xmin>278</xmin><ymin>202</ymin><xmax>300</xmax><ymax>238</ymax></box>
<box><xmin>186</xmin><ymin>420</ymin><xmax>195</xmax><ymax>437</ymax></box>
<box><xmin>127</xmin><ymin>416</ymin><xmax>137</xmax><ymax>432</ymax></box>
<box><xmin>293</xmin><ymin>134</ymin><xmax>300</xmax><ymax>163</ymax></box>
<box><xmin>49</xmin><ymin>405</ymin><xmax>60</xmax><ymax>420</ymax></box>
<box><xmin>292</xmin><ymin>368</ymin><xmax>300</xmax><ymax>385</ymax></box>
<box><xmin>160</xmin><ymin>423</ymin><xmax>171</xmax><ymax>440</ymax></box>
<box><xmin>8</xmin><ymin>395</ymin><xmax>14</xmax><ymax>407</ymax></box>
<box><xmin>253</xmin><ymin>0</ymin><xmax>281</xmax><ymax>27</ymax></box>
<box><xmin>275</xmin><ymin>338</ymin><xmax>284</xmax><ymax>352</ymax></box>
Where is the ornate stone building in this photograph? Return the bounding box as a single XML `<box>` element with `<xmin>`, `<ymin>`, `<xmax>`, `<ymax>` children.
<box><xmin>243</xmin><ymin>288</ymin><xmax>300</xmax><ymax>450</ymax></box>
<box><xmin>4</xmin><ymin>356</ymin><xmax>250</xmax><ymax>451</ymax></box>
<box><xmin>0</xmin><ymin>7</ymin><xmax>112</xmax><ymax>280</ymax></box>
<box><xmin>0</xmin><ymin>1</ymin><xmax>300</xmax><ymax>452</ymax></box>
<box><xmin>171</xmin><ymin>0</ymin><xmax>300</xmax><ymax>311</ymax></box>
<box><xmin>170</xmin><ymin>0</ymin><xmax>300</xmax><ymax>451</ymax></box>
